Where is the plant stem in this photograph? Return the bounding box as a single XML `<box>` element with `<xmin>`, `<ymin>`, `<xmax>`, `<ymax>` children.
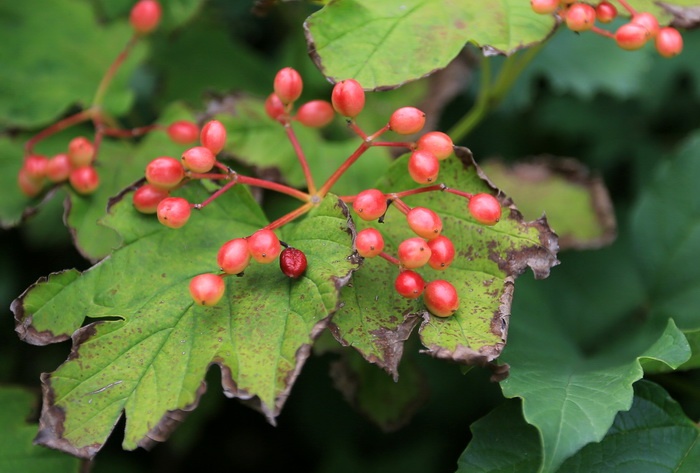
<box><xmin>617</xmin><ymin>0</ymin><xmax>637</xmax><ymax>15</ymax></box>
<box><xmin>284</xmin><ymin>123</ymin><xmax>317</xmax><ymax>195</ymax></box>
<box><xmin>317</xmin><ymin>141</ymin><xmax>371</xmax><ymax>196</ymax></box>
<box><xmin>371</xmin><ymin>141</ymin><xmax>414</xmax><ymax>148</ymax></box>
<box><xmin>264</xmin><ymin>202</ymin><xmax>314</xmax><ymax>231</ymax></box>
<box><xmin>24</xmin><ymin>109</ymin><xmax>95</xmax><ymax>154</ymax></box>
<box><xmin>92</xmin><ymin>35</ymin><xmax>139</xmax><ymax>107</ymax></box>
<box><xmin>379</xmin><ymin>252</ymin><xmax>400</xmax><ymax>266</ymax></box>
<box><xmin>237</xmin><ymin>175</ymin><xmax>311</xmax><ymax>202</ymax></box>
<box><xmin>101</xmin><ymin>124</ymin><xmax>162</xmax><ymax>138</ymax></box>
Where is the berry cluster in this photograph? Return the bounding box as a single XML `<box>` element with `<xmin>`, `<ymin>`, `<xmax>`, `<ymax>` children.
<box><xmin>531</xmin><ymin>0</ymin><xmax>684</xmax><ymax>57</ymax></box>
<box><xmin>136</xmin><ymin>66</ymin><xmax>503</xmax><ymax>316</ymax></box>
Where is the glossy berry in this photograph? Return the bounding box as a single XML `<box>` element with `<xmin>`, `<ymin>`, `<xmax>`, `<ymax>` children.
<box><xmin>423</xmin><ymin>280</ymin><xmax>459</xmax><ymax>317</ymax></box>
<box><xmin>615</xmin><ymin>23</ymin><xmax>649</xmax><ymax>50</ymax></box>
<box><xmin>355</xmin><ymin>228</ymin><xmax>384</xmax><ymax>258</ymax></box>
<box><xmin>408</xmin><ymin>150</ymin><xmax>439</xmax><ymax>185</ymax></box>
<box><xmin>17</xmin><ymin>168</ymin><xmax>44</xmax><ymax>197</ymax></box>
<box><xmin>632</xmin><ymin>12</ymin><xmax>660</xmax><ymax>38</ymax></box>
<box><xmin>167</xmin><ymin>121</ymin><xmax>200</xmax><ymax>144</ymax></box>
<box><xmin>189</xmin><ymin>273</ymin><xmax>225</xmax><ymax>306</ymax></box>
<box><xmin>427</xmin><ymin>235</ymin><xmax>455</xmax><ymax>271</ymax></box>
<box><xmin>247</xmin><ymin>229</ymin><xmax>281</xmax><ymax>264</ymax></box>
<box><xmin>279</xmin><ymin>247</ymin><xmax>308</xmax><ymax>278</ymax></box>
<box><xmin>397</xmin><ymin>237</ymin><xmax>432</xmax><ymax>269</ymax></box>
<box><xmin>273</xmin><ymin>67</ymin><xmax>303</xmax><ymax>105</ymax></box>
<box><xmin>565</xmin><ymin>3</ymin><xmax>596</xmax><ymax>32</ymax></box>
<box><xmin>46</xmin><ymin>153</ymin><xmax>72</xmax><ymax>182</ymax></box>
<box><xmin>389</xmin><ymin>107</ymin><xmax>426</xmax><ymax>135</ymax></box>
<box><xmin>295</xmin><ymin>100</ymin><xmax>335</xmax><ymax>128</ymax></box>
<box><xmin>331</xmin><ymin>79</ymin><xmax>365</xmax><ymax>118</ymax></box>
<box><xmin>200</xmin><ymin>120</ymin><xmax>227</xmax><ymax>155</ymax></box>
<box><xmin>416</xmin><ymin>131</ymin><xmax>453</xmax><ymax>160</ymax></box>
<box><xmin>23</xmin><ymin>155</ymin><xmax>49</xmax><ymax>181</ymax></box>
<box><xmin>145</xmin><ymin>156</ymin><xmax>185</xmax><ymax>190</ymax></box>
<box><xmin>181</xmin><ymin>146</ymin><xmax>216</xmax><ymax>173</ymax></box>
<box><xmin>67</xmin><ymin>136</ymin><xmax>94</xmax><ymax>167</ymax></box>
<box><xmin>352</xmin><ymin>189</ymin><xmax>387</xmax><ymax>221</ymax></box>
<box><xmin>468</xmin><ymin>193</ymin><xmax>501</xmax><ymax>225</ymax></box>
<box><xmin>530</xmin><ymin>0</ymin><xmax>559</xmax><ymax>15</ymax></box>
<box><xmin>265</xmin><ymin>93</ymin><xmax>286</xmax><ymax>122</ymax></box>
<box><xmin>69</xmin><ymin>166</ymin><xmax>100</xmax><ymax>195</ymax></box>
<box><xmin>157</xmin><ymin>197</ymin><xmax>191</xmax><ymax>228</ymax></box>
<box><xmin>406</xmin><ymin>207</ymin><xmax>442</xmax><ymax>240</ymax></box>
<box><xmin>217</xmin><ymin>238</ymin><xmax>251</xmax><ymax>275</ymax></box>
<box><xmin>595</xmin><ymin>1</ymin><xmax>617</xmax><ymax>23</ymax></box>
<box><xmin>132</xmin><ymin>183</ymin><xmax>170</xmax><ymax>214</ymax></box>
<box><xmin>130</xmin><ymin>0</ymin><xmax>162</xmax><ymax>35</ymax></box>
<box><xmin>394</xmin><ymin>270</ymin><xmax>425</xmax><ymax>299</ymax></box>
<box><xmin>656</xmin><ymin>27</ymin><xmax>683</xmax><ymax>57</ymax></box>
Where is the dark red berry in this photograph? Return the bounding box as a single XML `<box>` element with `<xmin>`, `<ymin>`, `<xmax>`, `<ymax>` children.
<box><xmin>280</xmin><ymin>247</ymin><xmax>307</xmax><ymax>278</ymax></box>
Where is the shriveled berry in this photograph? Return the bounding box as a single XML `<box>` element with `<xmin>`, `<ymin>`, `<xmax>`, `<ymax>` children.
<box><xmin>157</xmin><ymin>196</ymin><xmax>191</xmax><ymax>228</ymax></box>
<box><xmin>406</xmin><ymin>207</ymin><xmax>442</xmax><ymax>240</ymax></box>
<box><xmin>468</xmin><ymin>193</ymin><xmax>501</xmax><ymax>225</ymax></box>
<box><xmin>46</xmin><ymin>153</ymin><xmax>72</xmax><ymax>182</ymax></box>
<box><xmin>331</xmin><ymin>79</ymin><xmax>365</xmax><ymax>118</ymax></box>
<box><xmin>416</xmin><ymin>131</ymin><xmax>453</xmax><ymax>160</ymax></box>
<box><xmin>280</xmin><ymin>247</ymin><xmax>308</xmax><ymax>278</ymax></box>
<box><xmin>408</xmin><ymin>150</ymin><xmax>439</xmax><ymax>185</ymax></box>
<box><xmin>394</xmin><ymin>270</ymin><xmax>425</xmax><ymax>299</ymax></box>
<box><xmin>355</xmin><ymin>228</ymin><xmax>384</xmax><ymax>258</ymax></box>
<box><xmin>389</xmin><ymin>107</ymin><xmax>426</xmax><ymax>135</ymax></box>
<box><xmin>145</xmin><ymin>156</ymin><xmax>185</xmax><ymax>190</ymax></box>
<box><xmin>423</xmin><ymin>280</ymin><xmax>459</xmax><ymax>317</ymax></box>
<box><xmin>295</xmin><ymin>100</ymin><xmax>335</xmax><ymax>128</ymax></box>
<box><xmin>265</xmin><ymin>93</ymin><xmax>286</xmax><ymax>122</ymax></box>
<box><xmin>273</xmin><ymin>67</ymin><xmax>303</xmax><ymax>105</ymax></box>
<box><xmin>67</xmin><ymin>136</ymin><xmax>94</xmax><ymax>167</ymax></box>
<box><xmin>189</xmin><ymin>273</ymin><xmax>225</xmax><ymax>306</ymax></box>
<box><xmin>217</xmin><ymin>238</ymin><xmax>251</xmax><ymax>275</ymax></box>
<box><xmin>247</xmin><ymin>229</ymin><xmax>281</xmax><ymax>263</ymax></box>
<box><xmin>181</xmin><ymin>146</ymin><xmax>216</xmax><ymax>173</ymax></box>
<box><xmin>398</xmin><ymin>237</ymin><xmax>431</xmax><ymax>269</ymax></box>
<box><xmin>130</xmin><ymin>0</ymin><xmax>162</xmax><ymax>35</ymax></box>
<box><xmin>69</xmin><ymin>166</ymin><xmax>100</xmax><ymax>195</ymax></box>
<box><xmin>132</xmin><ymin>183</ymin><xmax>170</xmax><ymax>214</ymax></box>
<box><xmin>427</xmin><ymin>235</ymin><xmax>455</xmax><ymax>271</ymax></box>
<box><xmin>167</xmin><ymin>120</ymin><xmax>200</xmax><ymax>144</ymax></box>
<box><xmin>655</xmin><ymin>27</ymin><xmax>683</xmax><ymax>58</ymax></box>
<box><xmin>352</xmin><ymin>189</ymin><xmax>387</xmax><ymax>221</ymax></box>
<box><xmin>200</xmin><ymin>119</ymin><xmax>227</xmax><ymax>154</ymax></box>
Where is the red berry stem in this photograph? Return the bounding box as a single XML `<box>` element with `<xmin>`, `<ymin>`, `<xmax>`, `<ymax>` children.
<box><xmin>378</xmin><ymin>252</ymin><xmax>400</xmax><ymax>266</ymax></box>
<box><xmin>591</xmin><ymin>25</ymin><xmax>615</xmax><ymax>39</ymax></box>
<box><xmin>347</xmin><ymin>120</ymin><xmax>368</xmax><ymax>140</ymax></box>
<box><xmin>318</xmin><ymin>141</ymin><xmax>371</xmax><ymax>196</ymax></box>
<box><xmin>24</xmin><ymin>109</ymin><xmax>94</xmax><ymax>155</ymax></box>
<box><xmin>101</xmin><ymin>124</ymin><xmax>162</xmax><ymax>138</ymax></box>
<box><xmin>616</xmin><ymin>0</ymin><xmax>637</xmax><ymax>16</ymax></box>
<box><xmin>386</xmin><ymin>195</ymin><xmax>411</xmax><ymax>214</ymax></box>
<box><xmin>392</xmin><ymin>183</ymin><xmax>447</xmax><ymax>198</ymax></box>
<box><xmin>444</xmin><ymin>187</ymin><xmax>474</xmax><ymax>200</ymax></box>
<box><xmin>263</xmin><ymin>201</ymin><xmax>314</xmax><ymax>231</ymax></box>
<box><xmin>93</xmin><ymin>35</ymin><xmax>140</xmax><ymax>107</ymax></box>
<box><xmin>192</xmin><ymin>180</ymin><xmax>238</xmax><ymax>210</ymax></box>
<box><xmin>284</xmin><ymin>123</ymin><xmax>317</xmax><ymax>195</ymax></box>
<box><xmin>237</xmin><ymin>175</ymin><xmax>311</xmax><ymax>202</ymax></box>
<box><xmin>370</xmin><ymin>141</ymin><xmax>414</xmax><ymax>148</ymax></box>
<box><xmin>366</xmin><ymin>124</ymin><xmax>391</xmax><ymax>142</ymax></box>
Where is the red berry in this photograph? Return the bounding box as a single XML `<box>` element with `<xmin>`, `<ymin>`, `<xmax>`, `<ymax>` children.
<box><xmin>615</xmin><ymin>23</ymin><xmax>649</xmax><ymax>50</ymax></box>
<box><xmin>217</xmin><ymin>238</ymin><xmax>251</xmax><ymax>275</ymax></box>
<box><xmin>352</xmin><ymin>189</ymin><xmax>387</xmax><ymax>221</ymax></box>
<box><xmin>389</xmin><ymin>107</ymin><xmax>426</xmax><ymax>135</ymax></box>
<box><xmin>46</xmin><ymin>153</ymin><xmax>72</xmax><ymax>182</ymax></box>
<box><xmin>67</xmin><ymin>136</ymin><xmax>94</xmax><ymax>167</ymax></box>
<box><xmin>295</xmin><ymin>100</ymin><xmax>335</xmax><ymax>128</ymax></box>
<box><xmin>331</xmin><ymin>79</ymin><xmax>365</xmax><ymax>118</ymax></box>
<box><xmin>423</xmin><ymin>280</ymin><xmax>459</xmax><ymax>317</ymax></box>
<box><xmin>565</xmin><ymin>3</ymin><xmax>596</xmax><ymax>32</ymax></box>
<box><xmin>355</xmin><ymin>228</ymin><xmax>384</xmax><ymax>258</ymax></box>
<box><xmin>595</xmin><ymin>1</ymin><xmax>617</xmax><ymax>23</ymax></box>
<box><xmin>167</xmin><ymin>120</ymin><xmax>200</xmax><ymax>144</ymax></box>
<box><xmin>406</xmin><ymin>207</ymin><xmax>442</xmax><ymax>240</ymax></box>
<box><xmin>17</xmin><ymin>168</ymin><xmax>44</xmax><ymax>197</ymax></box>
<box><xmin>69</xmin><ymin>166</ymin><xmax>100</xmax><ymax>195</ymax></box>
<box><xmin>397</xmin><ymin>237</ymin><xmax>432</xmax><ymax>269</ymax></box>
<box><xmin>279</xmin><ymin>247</ymin><xmax>308</xmax><ymax>278</ymax></box>
<box><xmin>181</xmin><ymin>146</ymin><xmax>216</xmax><ymax>173</ymax></box>
<box><xmin>408</xmin><ymin>150</ymin><xmax>439</xmax><ymax>185</ymax></box>
<box><xmin>157</xmin><ymin>197</ymin><xmax>191</xmax><ymax>228</ymax></box>
<box><xmin>247</xmin><ymin>229</ymin><xmax>281</xmax><ymax>264</ymax></box>
<box><xmin>200</xmin><ymin>119</ymin><xmax>227</xmax><ymax>155</ymax></box>
<box><xmin>427</xmin><ymin>235</ymin><xmax>455</xmax><ymax>271</ymax></box>
<box><xmin>655</xmin><ymin>27</ymin><xmax>683</xmax><ymax>58</ymax></box>
<box><xmin>189</xmin><ymin>273</ymin><xmax>225</xmax><ymax>306</ymax></box>
<box><xmin>468</xmin><ymin>193</ymin><xmax>501</xmax><ymax>225</ymax></box>
<box><xmin>416</xmin><ymin>131</ymin><xmax>453</xmax><ymax>160</ymax></box>
<box><xmin>23</xmin><ymin>155</ymin><xmax>49</xmax><ymax>181</ymax></box>
<box><xmin>632</xmin><ymin>12</ymin><xmax>660</xmax><ymax>38</ymax></box>
<box><xmin>273</xmin><ymin>67</ymin><xmax>303</xmax><ymax>105</ymax></box>
<box><xmin>130</xmin><ymin>0</ymin><xmax>162</xmax><ymax>35</ymax></box>
<box><xmin>132</xmin><ymin>183</ymin><xmax>170</xmax><ymax>214</ymax></box>
<box><xmin>145</xmin><ymin>156</ymin><xmax>185</xmax><ymax>190</ymax></box>
<box><xmin>530</xmin><ymin>0</ymin><xmax>559</xmax><ymax>14</ymax></box>
<box><xmin>265</xmin><ymin>93</ymin><xmax>286</xmax><ymax>122</ymax></box>
<box><xmin>394</xmin><ymin>270</ymin><xmax>425</xmax><ymax>299</ymax></box>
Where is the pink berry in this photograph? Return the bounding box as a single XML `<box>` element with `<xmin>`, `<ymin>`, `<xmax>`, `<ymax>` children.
<box><xmin>615</xmin><ymin>23</ymin><xmax>649</xmax><ymax>51</ymax></box>
<box><xmin>408</xmin><ymin>150</ymin><xmax>439</xmax><ymax>185</ymax></box>
<box><xmin>632</xmin><ymin>12</ymin><xmax>660</xmax><ymax>38</ymax></box>
<box><xmin>423</xmin><ymin>280</ymin><xmax>459</xmax><ymax>317</ymax></box>
<box><xmin>565</xmin><ymin>3</ymin><xmax>596</xmax><ymax>32</ymax></box>
<box><xmin>132</xmin><ymin>183</ymin><xmax>170</xmax><ymax>214</ymax></box>
<box><xmin>279</xmin><ymin>247</ymin><xmax>307</xmax><ymax>278</ymax></box>
<box><xmin>406</xmin><ymin>207</ymin><xmax>442</xmax><ymax>240</ymax></box>
<box><xmin>17</xmin><ymin>168</ymin><xmax>44</xmax><ymax>197</ymax></box>
<box><xmin>427</xmin><ymin>235</ymin><xmax>455</xmax><ymax>271</ymax></box>
<box><xmin>397</xmin><ymin>237</ymin><xmax>432</xmax><ymax>269</ymax></box>
<box><xmin>189</xmin><ymin>273</ymin><xmax>225</xmax><ymax>306</ymax></box>
<box><xmin>530</xmin><ymin>0</ymin><xmax>559</xmax><ymax>15</ymax></box>
<box><xmin>331</xmin><ymin>79</ymin><xmax>365</xmax><ymax>118</ymax></box>
<box><xmin>273</xmin><ymin>67</ymin><xmax>303</xmax><ymax>105</ymax></box>
<box><xmin>352</xmin><ymin>189</ymin><xmax>387</xmax><ymax>221</ymax></box>
<box><xmin>265</xmin><ymin>93</ymin><xmax>286</xmax><ymax>122</ymax></box>
<box><xmin>217</xmin><ymin>238</ymin><xmax>251</xmax><ymax>275</ymax></box>
<box><xmin>355</xmin><ymin>228</ymin><xmax>384</xmax><ymax>258</ymax></box>
<box><xmin>247</xmin><ymin>229</ymin><xmax>281</xmax><ymax>264</ymax></box>
<box><xmin>23</xmin><ymin>155</ymin><xmax>49</xmax><ymax>181</ymax></box>
<box><xmin>181</xmin><ymin>146</ymin><xmax>216</xmax><ymax>173</ymax></box>
<box><xmin>46</xmin><ymin>153</ymin><xmax>72</xmax><ymax>182</ymax></box>
<box><xmin>67</xmin><ymin>136</ymin><xmax>94</xmax><ymax>167</ymax></box>
<box><xmin>295</xmin><ymin>100</ymin><xmax>335</xmax><ymax>128</ymax></box>
<box><xmin>655</xmin><ymin>27</ymin><xmax>683</xmax><ymax>58</ymax></box>
<box><xmin>157</xmin><ymin>197</ymin><xmax>191</xmax><ymax>228</ymax></box>
<box><xmin>167</xmin><ymin>120</ymin><xmax>200</xmax><ymax>144</ymax></box>
<box><xmin>595</xmin><ymin>1</ymin><xmax>617</xmax><ymax>23</ymax></box>
<box><xmin>200</xmin><ymin>119</ymin><xmax>227</xmax><ymax>155</ymax></box>
<box><xmin>394</xmin><ymin>270</ymin><xmax>425</xmax><ymax>299</ymax></box>
<box><xmin>69</xmin><ymin>166</ymin><xmax>100</xmax><ymax>195</ymax></box>
<box><xmin>468</xmin><ymin>193</ymin><xmax>501</xmax><ymax>226</ymax></box>
<box><xmin>389</xmin><ymin>107</ymin><xmax>426</xmax><ymax>135</ymax></box>
<box><xmin>145</xmin><ymin>156</ymin><xmax>185</xmax><ymax>190</ymax></box>
<box><xmin>130</xmin><ymin>0</ymin><xmax>162</xmax><ymax>35</ymax></box>
<box><xmin>416</xmin><ymin>131</ymin><xmax>453</xmax><ymax>160</ymax></box>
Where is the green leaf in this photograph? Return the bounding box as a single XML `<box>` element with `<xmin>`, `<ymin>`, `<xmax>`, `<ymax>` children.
<box><xmin>304</xmin><ymin>0</ymin><xmax>556</xmax><ymax>89</ymax></box>
<box><xmin>13</xmin><ymin>183</ymin><xmax>357</xmax><ymax>458</ymax></box>
<box><xmin>0</xmin><ymin>0</ymin><xmax>147</xmax><ymax>128</ymax></box>
<box><xmin>0</xmin><ymin>386</ymin><xmax>80</xmax><ymax>472</ymax></box>
<box><xmin>332</xmin><ymin>148</ymin><xmax>559</xmax><ymax>377</ymax></box>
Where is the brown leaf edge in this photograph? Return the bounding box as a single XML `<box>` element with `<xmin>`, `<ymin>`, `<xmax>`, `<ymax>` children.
<box><xmin>30</xmin><ymin>198</ymin><xmax>361</xmax><ymax>458</ymax></box>
<box><xmin>658</xmin><ymin>2</ymin><xmax>700</xmax><ymax>29</ymax></box>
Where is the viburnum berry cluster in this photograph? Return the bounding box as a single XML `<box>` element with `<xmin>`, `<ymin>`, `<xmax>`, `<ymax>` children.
<box><xmin>133</xmin><ymin>65</ymin><xmax>503</xmax><ymax>317</ymax></box>
<box><xmin>531</xmin><ymin>0</ymin><xmax>684</xmax><ymax>57</ymax></box>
